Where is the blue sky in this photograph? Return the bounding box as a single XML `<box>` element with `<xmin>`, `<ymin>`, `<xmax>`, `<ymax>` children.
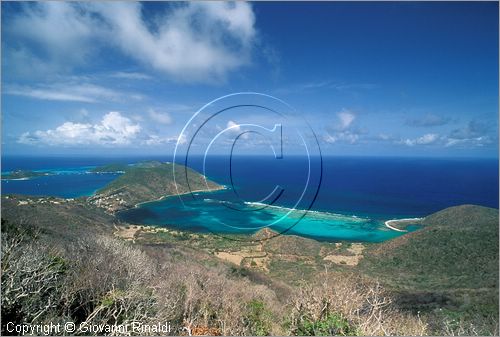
<box><xmin>2</xmin><ymin>1</ymin><xmax>498</xmax><ymax>157</ymax></box>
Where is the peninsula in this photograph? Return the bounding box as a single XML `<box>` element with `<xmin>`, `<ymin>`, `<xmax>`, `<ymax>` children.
<box><xmin>88</xmin><ymin>161</ymin><xmax>223</xmax><ymax>212</ymax></box>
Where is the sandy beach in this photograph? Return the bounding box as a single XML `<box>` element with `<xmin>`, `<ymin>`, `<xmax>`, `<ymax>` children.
<box><xmin>384</xmin><ymin>218</ymin><xmax>423</xmax><ymax>232</ymax></box>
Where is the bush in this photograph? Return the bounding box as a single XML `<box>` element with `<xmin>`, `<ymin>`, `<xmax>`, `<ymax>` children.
<box><xmin>1</xmin><ymin>220</ymin><xmax>285</xmax><ymax>336</ymax></box>
<box><xmin>286</xmin><ymin>271</ymin><xmax>428</xmax><ymax>336</ymax></box>
<box><xmin>295</xmin><ymin>313</ymin><xmax>358</xmax><ymax>336</ymax></box>
<box><xmin>1</xmin><ymin>226</ymin><xmax>66</xmax><ymax>333</ymax></box>
<box><xmin>243</xmin><ymin>300</ymin><xmax>273</xmax><ymax>336</ymax></box>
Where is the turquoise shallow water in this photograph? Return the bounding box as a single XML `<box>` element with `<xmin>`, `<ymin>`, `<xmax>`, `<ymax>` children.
<box><xmin>117</xmin><ymin>190</ymin><xmax>418</xmax><ymax>242</ymax></box>
<box><xmin>3</xmin><ymin>155</ymin><xmax>497</xmax><ymax>242</ymax></box>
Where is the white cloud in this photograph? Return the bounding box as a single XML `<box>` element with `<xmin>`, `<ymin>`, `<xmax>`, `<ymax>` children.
<box><xmin>226</xmin><ymin>120</ymin><xmax>250</xmax><ymax>140</ymax></box>
<box><xmin>93</xmin><ymin>2</ymin><xmax>256</xmax><ymax>82</ymax></box>
<box><xmin>323</xmin><ymin>132</ymin><xmax>359</xmax><ymax>144</ymax></box>
<box><xmin>177</xmin><ymin>133</ymin><xmax>187</xmax><ymax>145</ymax></box>
<box><xmin>5</xmin><ymin>83</ymin><xmax>142</xmax><ymax>103</ymax></box>
<box><xmin>227</xmin><ymin>120</ymin><xmax>242</xmax><ymax>133</ymax></box>
<box><xmin>144</xmin><ymin>133</ymin><xmax>186</xmax><ymax>146</ymax></box>
<box><xmin>7</xmin><ymin>2</ymin><xmax>98</xmax><ymax>66</ymax></box>
<box><xmin>6</xmin><ymin>2</ymin><xmax>256</xmax><ymax>82</ymax></box>
<box><xmin>109</xmin><ymin>71</ymin><xmax>152</xmax><ymax>80</ymax></box>
<box><xmin>400</xmin><ymin>133</ymin><xmax>439</xmax><ymax>146</ymax></box>
<box><xmin>324</xmin><ymin>109</ymin><xmax>360</xmax><ymax>144</ymax></box>
<box><xmin>276</xmin><ymin>81</ymin><xmax>377</xmax><ymax>95</ymax></box>
<box><xmin>444</xmin><ymin>136</ymin><xmax>492</xmax><ymax>148</ymax></box>
<box><xmin>378</xmin><ymin>133</ymin><xmax>392</xmax><ymax>141</ymax></box>
<box><xmin>3</xmin><ymin>47</ymin><xmax>60</xmax><ymax>81</ymax></box>
<box><xmin>148</xmin><ymin>109</ymin><xmax>173</xmax><ymax>125</ymax></box>
<box><xmin>19</xmin><ymin>111</ymin><xmax>141</xmax><ymax>146</ymax></box>
<box><xmin>337</xmin><ymin>110</ymin><xmax>355</xmax><ymax>130</ymax></box>
<box><xmin>441</xmin><ymin>121</ymin><xmax>494</xmax><ymax>148</ymax></box>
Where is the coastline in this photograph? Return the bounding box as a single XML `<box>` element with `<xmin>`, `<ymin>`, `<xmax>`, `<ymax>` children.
<box><xmin>384</xmin><ymin>218</ymin><xmax>423</xmax><ymax>232</ymax></box>
<box><xmin>2</xmin><ymin>177</ymin><xmax>31</xmax><ymax>181</ymax></box>
<box><xmin>133</xmin><ymin>185</ymin><xmax>227</xmax><ymax>208</ymax></box>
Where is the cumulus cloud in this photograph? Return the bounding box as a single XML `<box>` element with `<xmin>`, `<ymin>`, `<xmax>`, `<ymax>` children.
<box><xmin>337</xmin><ymin>110</ymin><xmax>355</xmax><ymax>130</ymax></box>
<box><xmin>400</xmin><ymin>133</ymin><xmax>439</xmax><ymax>146</ymax></box>
<box><xmin>148</xmin><ymin>109</ymin><xmax>173</xmax><ymax>125</ymax></box>
<box><xmin>18</xmin><ymin>112</ymin><xmax>141</xmax><ymax>146</ymax></box>
<box><xmin>143</xmin><ymin>133</ymin><xmax>186</xmax><ymax>146</ymax></box>
<box><xmin>396</xmin><ymin>120</ymin><xmax>495</xmax><ymax>148</ymax></box>
<box><xmin>6</xmin><ymin>2</ymin><xmax>256</xmax><ymax>82</ymax></box>
<box><xmin>227</xmin><ymin>120</ymin><xmax>242</xmax><ymax>133</ymax></box>
<box><xmin>323</xmin><ymin>132</ymin><xmax>359</xmax><ymax>144</ymax></box>
<box><xmin>324</xmin><ymin>109</ymin><xmax>361</xmax><ymax>144</ymax></box>
<box><xmin>226</xmin><ymin>120</ymin><xmax>250</xmax><ymax>139</ymax></box>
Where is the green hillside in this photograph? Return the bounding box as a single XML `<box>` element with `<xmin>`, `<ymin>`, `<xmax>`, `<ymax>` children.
<box><xmin>2</xmin><ymin>192</ymin><xmax>498</xmax><ymax>335</ymax></box>
<box><xmin>360</xmin><ymin>205</ymin><xmax>498</xmax><ymax>291</ymax></box>
<box><xmin>1</xmin><ymin>195</ymin><xmax>116</xmax><ymax>243</ymax></box>
<box><xmin>359</xmin><ymin>204</ymin><xmax>499</xmax><ymax>331</ymax></box>
<box><xmin>88</xmin><ymin>162</ymin><xmax>223</xmax><ymax>212</ymax></box>
<box><xmin>90</xmin><ymin>163</ymin><xmax>130</xmax><ymax>173</ymax></box>
<box><xmin>90</xmin><ymin>160</ymin><xmax>169</xmax><ymax>173</ymax></box>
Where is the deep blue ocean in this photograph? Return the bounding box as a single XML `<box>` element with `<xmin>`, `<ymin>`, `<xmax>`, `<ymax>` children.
<box><xmin>2</xmin><ymin>155</ymin><xmax>498</xmax><ymax>242</ymax></box>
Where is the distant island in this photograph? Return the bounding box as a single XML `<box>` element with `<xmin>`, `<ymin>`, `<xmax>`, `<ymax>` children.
<box><xmin>1</xmin><ymin>169</ymin><xmax>53</xmax><ymax>180</ymax></box>
<box><xmin>89</xmin><ymin>163</ymin><xmax>129</xmax><ymax>173</ymax></box>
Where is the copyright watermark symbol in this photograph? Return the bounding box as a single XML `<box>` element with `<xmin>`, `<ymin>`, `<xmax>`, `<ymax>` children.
<box><xmin>5</xmin><ymin>321</ymin><xmax>174</xmax><ymax>335</ymax></box>
<box><xmin>173</xmin><ymin>92</ymin><xmax>323</xmax><ymax>242</ymax></box>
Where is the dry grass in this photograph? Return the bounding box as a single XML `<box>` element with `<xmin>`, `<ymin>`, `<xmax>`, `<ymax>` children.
<box><xmin>286</xmin><ymin>270</ymin><xmax>428</xmax><ymax>336</ymax></box>
<box><xmin>1</xmin><ymin>226</ymin><xmax>284</xmax><ymax>336</ymax></box>
<box><xmin>2</xmin><ymin>221</ymin><xmax>496</xmax><ymax>336</ymax></box>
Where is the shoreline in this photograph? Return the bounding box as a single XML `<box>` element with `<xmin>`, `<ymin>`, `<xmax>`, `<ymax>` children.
<box><xmin>133</xmin><ymin>185</ymin><xmax>227</xmax><ymax>208</ymax></box>
<box><xmin>384</xmin><ymin>217</ymin><xmax>423</xmax><ymax>232</ymax></box>
<box><xmin>2</xmin><ymin>177</ymin><xmax>32</xmax><ymax>181</ymax></box>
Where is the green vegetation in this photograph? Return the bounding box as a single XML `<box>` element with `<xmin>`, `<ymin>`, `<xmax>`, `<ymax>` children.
<box><xmin>243</xmin><ymin>300</ymin><xmax>273</xmax><ymax>335</ymax></box>
<box><xmin>90</xmin><ymin>163</ymin><xmax>130</xmax><ymax>173</ymax></box>
<box><xmin>360</xmin><ymin>205</ymin><xmax>498</xmax><ymax>290</ymax></box>
<box><xmin>1</xmin><ymin>196</ymin><xmax>116</xmax><ymax>242</ymax></box>
<box><xmin>88</xmin><ymin>162</ymin><xmax>223</xmax><ymax>211</ymax></box>
<box><xmin>90</xmin><ymin>161</ymin><xmax>167</xmax><ymax>173</ymax></box>
<box><xmin>359</xmin><ymin>205</ymin><xmax>499</xmax><ymax>333</ymax></box>
<box><xmin>1</xmin><ymin>162</ymin><xmax>498</xmax><ymax>336</ymax></box>
<box><xmin>293</xmin><ymin>313</ymin><xmax>358</xmax><ymax>336</ymax></box>
<box><xmin>1</xmin><ymin>170</ymin><xmax>52</xmax><ymax>180</ymax></box>
<box><xmin>1</xmin><ymin>215</ymin><xmax>432</xmax><ymax>336</ymax></box>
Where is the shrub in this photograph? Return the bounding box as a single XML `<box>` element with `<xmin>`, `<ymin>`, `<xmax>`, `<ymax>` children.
<box><xmin>295</xmin><ymin>313</ymin><xmax>358</xmax><ymax>336</ymax></box>
<box><xmin>1</xmin><ymin>227</ymin><xmax>66</xmax><ymax>333</ymax></box>
<box><xmin>286</xmin><ymin>271</ymin><xmax>428</xmax><ymax>336</ymax></box>
<box><xmin>243</xmin><ymin>300</ymin><xmax>273</xmax><ymax>336</ymax></box>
